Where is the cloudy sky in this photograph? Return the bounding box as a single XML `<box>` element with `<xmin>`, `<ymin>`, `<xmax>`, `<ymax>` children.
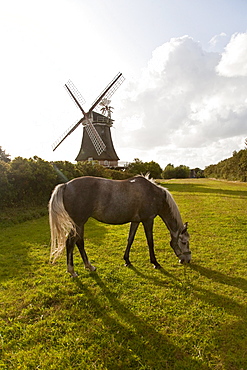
<box><xmin>1</xmin><ymin>0</ymin><xmax>247</xmax><ymax>169</ymax></box>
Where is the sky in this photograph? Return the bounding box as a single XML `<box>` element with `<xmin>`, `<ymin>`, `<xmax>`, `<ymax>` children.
<box><xmin>1</xmin><ymin>0</ymin><xmax>247</xmax><ymax>169</ymax></box>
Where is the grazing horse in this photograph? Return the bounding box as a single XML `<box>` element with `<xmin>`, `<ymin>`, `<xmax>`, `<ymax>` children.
<box><xmin>49</xmin><ymin>175</ymin><xmax>191</xmax><ymax>277</ymax></box>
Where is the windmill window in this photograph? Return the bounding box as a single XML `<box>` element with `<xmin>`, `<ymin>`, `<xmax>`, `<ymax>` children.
<box><xmin>104</xmin><ymin>160</ymin><xmax>109</xmax><ymax>166</ymax></box>
<box><xmin>88</xmin><ymin>157</ymin><xmax>93</xmax><ymax>162</ymax></box>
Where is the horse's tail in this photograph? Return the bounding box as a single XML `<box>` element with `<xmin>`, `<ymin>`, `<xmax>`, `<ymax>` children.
<box><xmin>48</xmin><ymin>183</ymin><xmax>76</xmax><ymax>263</ymax></box>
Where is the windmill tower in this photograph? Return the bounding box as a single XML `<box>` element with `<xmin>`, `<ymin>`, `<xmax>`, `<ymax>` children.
<box><xmin>52</xmin><ymin>72</ymin><xmax>125</xmax><ymax>167</ymax></box>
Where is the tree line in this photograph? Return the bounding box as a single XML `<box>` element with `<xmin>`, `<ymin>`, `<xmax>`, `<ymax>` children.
<box><xmin>0</xmin><ymin>148</ymin><xmax>204</xmax><ymax>209</ymax></box>
<box><xmin>0</xmin><ymin>156</ymin><xmax>127</xmax><ymax>208</ymax></box>
<box><xmin>204</xmin><ymin>148</ymin><xmax>247</xmax><ymax>181</ymax></box>
<box><xmin>1</xmin><ymin>143</ymin><xmax>246</xmax><ymax>214</ymax></box>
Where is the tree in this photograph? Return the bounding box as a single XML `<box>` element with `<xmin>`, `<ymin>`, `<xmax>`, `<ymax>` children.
<box><xmin>0</xmin><ymin>147</ymin><xmax>11</xmax><ymax>162</ymax></box>
<box><xmin>53</xmin><ymin>161</ymin><xmax>81</xmax><ymax>181</ymax></box>
<box><xmin>204</xmin><ymin>148</ymin><xmax>247</xmax><ymax>181</ymax></box>
<box><xmin>162</xmin><ymin>164</ymin><xmax>190</xmax><ymax>179</ymax></box>
<box><xmin>0</xmin><ymin>160</ymin><xmax>11</xmax><ymax>206</ymax></box>
<box><xmin>174</xmin><ymin>165</ymin><xmax>190</xmax><ymax>179</ymax></box>
<box><xmin>146</xmin><ymin>161</ymin><xmax>162</xmax><ymax>179</ymax></box>
<box><xmin>162</xmin><ymin>164</ymin><xmax>176</xmax><ymax>179</ymax></box>
<box><xmin>8</xmin><ymin>156</ymin><xmax>57</xmax><ymax>205</ymax></box>
<box><xmin>193</xmin><ymin>168</ymin><xmax>204</xmax><ymax>178</ymax></box>
<box><xmin>76</xmin><ymin>161</ymin><xmax>108</xmax><ymax>178</ymax></box>
<box><xmin>126</xmin><ymin>159</ymin><xmax>162</xmax><ymax>178</ymax></box>
<box><xmin>126</xmin><ymin>158</ymin><xmax>147</xmax><ymax>175</ymax></box>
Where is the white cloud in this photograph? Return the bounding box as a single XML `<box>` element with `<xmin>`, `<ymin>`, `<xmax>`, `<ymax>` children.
<box><xmin>216</xmin><ymin>33</ymin><xmax>247</xmax><ymax>77</ymax></box>
<box><xmin>117</xmin><ymin>34</ymin><xmax>247</xmax><ymax>168</ymax></box>
<box><xmin>208</xmin><ymin>32</ymin><xmax>227</xmax><ymax>52</ymax></box>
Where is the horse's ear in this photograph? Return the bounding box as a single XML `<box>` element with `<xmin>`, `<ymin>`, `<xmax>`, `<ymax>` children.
<box><xmin>181</xmin><ymin>222</ymin><xmax>188</xmax><ymax>234</ymax></box>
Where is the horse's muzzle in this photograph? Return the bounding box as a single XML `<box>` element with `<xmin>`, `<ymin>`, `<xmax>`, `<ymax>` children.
<box><xmin>178</xmin><ymin>251</ymin><xmax>191</xmax><ymax>264</ymax></box>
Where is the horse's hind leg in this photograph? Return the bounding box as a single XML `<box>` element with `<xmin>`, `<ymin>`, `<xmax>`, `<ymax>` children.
<box><xmin>124</xmin><ymin>222</ymin><xmax>139</xmax><ymax>266</ymax></box>
<box><xmin>143</xmin><ymin>219</ymin><xmax>161</xmax><ymax>269</ymax></box>
<box><xmin>66</xmin><ymin>233</ymin><xmax>78</xmax><ymax>277</ymax></box>
<box><xmin>76</xmin><ymin>226</ymin><xmax>96</xmax><ymax>272</ymax></box>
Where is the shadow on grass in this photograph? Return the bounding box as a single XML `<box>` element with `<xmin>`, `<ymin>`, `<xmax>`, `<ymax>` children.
<box><xmin>125</xmin><ymin>263</ymin><xmax>247</xmax><ymax>319</ymax></box>
<box><xmin>0</xmin><ymin>217</ymin><xmax>110</xmax><ymax>283</ymax></box>
<box><xmin>188</xmin><ymin>264</ymin><xmax>247</xmax><ymax>369</ymax></box>
<box><xmin>190</xmin><ymin>263</ymin><xmax>247</xmax><ymax>292</ymax></box>
<box><xmin>85</xmin><ymin>217</ymin><xmax>108</xmax><ymax>242</ymax></box>
<box><xmin>128</xmin><ymin>264</ymin><xmax>183</xmax><ymax>287</ymax></box>
<box><xmin>0</xmin><ymin>218</ymin><xmax>50</xmax><ymax>283</ymax></box>
<box><xmin>127</xmin><ymin>263</ymin><xmax>247</xmax><ymax>369</ymax></box>
<box><xmin>212</xmin><ymin>319</ymin><xmax>247</xmax><ymax>369</ymax></box>
<box><xmin>74</xmin><ymin>273</ymin><xmax>210</xmax><ymax>370</ymax></box>
<box><xmin>162</xmin><ymin>182</ymin><xmax>247</xmax><ymax>198</ymax></box>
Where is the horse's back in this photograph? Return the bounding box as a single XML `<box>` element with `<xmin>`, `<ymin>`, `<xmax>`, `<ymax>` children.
<box><xmin>63</xmin><ymin>176</ymin><xmax>164</xmax><ymax>225</ymax></box>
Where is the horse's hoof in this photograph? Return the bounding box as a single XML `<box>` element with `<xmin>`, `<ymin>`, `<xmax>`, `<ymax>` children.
<box><xmin>86</xmin><ymin>265</ymin><xmax>96</xmax><ymax>272</ymax></box>
<box><xmin>71</xmin><ymin>272</ymin><xmax>78</xmax><ymax>278</ymax></box>
<box><xmin>154</xmin><ymin>264</ymin><xmax>161</xmax><ymax>269</ymax></box>
<box><xmin>124</xmin><ymin>262</ymin><xmax>132</xmax><ymax>267</ymax></box>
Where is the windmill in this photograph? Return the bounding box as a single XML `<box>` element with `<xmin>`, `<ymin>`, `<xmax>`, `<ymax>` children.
<box><xmin>52</xmin><ymin>72</ymin><xmax>125</xmax><ymax>167</ymax></box>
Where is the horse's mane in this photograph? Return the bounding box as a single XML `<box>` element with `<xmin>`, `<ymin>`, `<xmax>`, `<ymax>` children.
<box><xmin>137</xmin><ymin>174</ymin><xmax>182</xmax><ymax>221</ymax></box>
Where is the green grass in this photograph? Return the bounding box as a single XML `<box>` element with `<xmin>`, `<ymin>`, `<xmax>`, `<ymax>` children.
<box><xmin>0</xmin><ymin>179</ymin><xmax>246</xmax><ymax>369</ymax></box>
<box><xmin>0</xmin><ymin>205</ymin><xmax>48</xmax><ymax>227</ymax></box>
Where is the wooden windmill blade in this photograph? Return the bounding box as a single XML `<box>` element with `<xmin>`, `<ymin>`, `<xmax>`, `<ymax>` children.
<box><xmin>52</xmin><ymin>80</ymin><xmax>87</xmax><ymax>151</ymax></box>
<box><xmin>81</xmin><ymin>72</ymin><xmax>124</xmax><ymax>154</ymax></box>
<box><xmin>89</xmin><ymin>72</ymin><xmax>125</xmax><ymax>113</ymax></box>
<box><xmin>65</xmin><ymin>80</ymin><xmax>86</xmax><ymax>115</ymax></box>
<box><xmin>52</xmin><ymin>117</ymin><xmax>84</xmax><ymax>151</ymax></box>
<box><xmin>85</xmin><ymin>119</ymin><xmax>106</xmax><ymax>156</ymax></box>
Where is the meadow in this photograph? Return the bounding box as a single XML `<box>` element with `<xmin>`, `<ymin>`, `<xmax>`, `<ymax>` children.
<box><xmin>0</xmin><ymin>178</ymin><xmax>246</xmax><ymax>369</ymax></box>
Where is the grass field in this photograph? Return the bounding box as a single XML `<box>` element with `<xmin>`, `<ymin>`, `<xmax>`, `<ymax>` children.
<box><xmin>0</xmin><ymin>178</ymin><xmax>246</xmax><ymax>369</ymax></box>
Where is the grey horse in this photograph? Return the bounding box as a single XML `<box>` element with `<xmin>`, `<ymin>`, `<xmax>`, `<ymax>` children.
<box><xmin>49</xmin><ymin>175</ymin><xmax>191</xmax><ymax>277</ymax></box>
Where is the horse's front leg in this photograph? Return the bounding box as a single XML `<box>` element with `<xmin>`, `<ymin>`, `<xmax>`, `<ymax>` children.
<box><xmin>124</xmin><ymin>222</ymin><xmax>139</xmax><ymax>266</ymax></box>
<box><xmin>143</xmin><ymin>219</ymin><xmax>161</xmax><ymax>269</ymax></box>
<box><xmin>76</xmin><ymin>226</ymin><xmax>96</xmax><ymax>272</ymax></box>
<box><xmin>66</xmin><ymin>234</ymin><xmax>78</xmax><ymax>277</ymax></box>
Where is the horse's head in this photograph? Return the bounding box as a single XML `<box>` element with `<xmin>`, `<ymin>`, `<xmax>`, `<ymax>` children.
<box><xmin>170</xmin><ymin>222</ymin><xmax>191</xmax><ymax>264</ymax></box>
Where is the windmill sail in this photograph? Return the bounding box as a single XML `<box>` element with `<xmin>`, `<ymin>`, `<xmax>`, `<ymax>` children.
<box><xmin>90</xmin><ymin>72</ymin><xmax>125</xmax><ymax>113</ymax></box>
<box><xmin>52</xmin><ymin>118</ymin><xmax>84</xmax><ymax>151</ymax></box>
<box><xmin>65</xmin><ymin>80</ymin><xmax>86</xmax><ymax>114</ymax></box>
<box><xmin>85</xmin><ymin>120</ymin><xmax>106</xmax><ymax>156</ymax></box>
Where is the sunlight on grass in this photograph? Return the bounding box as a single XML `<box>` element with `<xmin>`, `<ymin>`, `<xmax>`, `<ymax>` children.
<box><xmin>0</xmin><ymin>179</ymin><xmax>246</xmax><ymax>369</ymax></box>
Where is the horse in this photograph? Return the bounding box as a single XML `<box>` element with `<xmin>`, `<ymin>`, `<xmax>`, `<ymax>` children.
<box><xmin>48</xmin><ymin>175</ymin><xmax>191</xmax><ymax>277</ymax></box>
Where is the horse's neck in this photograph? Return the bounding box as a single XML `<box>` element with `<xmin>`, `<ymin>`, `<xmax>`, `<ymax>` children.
<box><xmin>161</xmin><ymin>212</ymin><xmax>182</xmax><ymax>237</ymax></box>
<box><xmin>160</xmin><ymin>192</ymin><xmax>183</xmax><ymax>238</ymax></box>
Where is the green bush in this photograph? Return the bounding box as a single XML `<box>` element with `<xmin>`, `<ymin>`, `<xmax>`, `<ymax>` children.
<box><xmin>8</xmin><ymin>156</ymin><xmax>57</xmax><ymax>206</ymax></box>
<box><xmin>0</xmin><ymin>157</ymin><xmax>58</xmax><ymax>209</ymax></box>
<box><xmin>0</xmin><ymin>158</ymin><xmax>133</xmax><ymax>211</ymax></box>
<box><xmin>0</xmin><ymin>160</ymin><xmax>11</xmax><ymax>206</ymax></box>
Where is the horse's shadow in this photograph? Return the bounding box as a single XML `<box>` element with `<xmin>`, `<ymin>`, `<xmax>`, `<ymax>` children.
<box><xmin>129</xmin><ymin>262</ymin><xmax>247</xmax><ymax>367</ymax></box>
<box><xmin>127</xmin><ymin>264</ymin><xmax>184</xmax><ymax>287</ymax></box>
<box><xmin>189</xmin><ymin>263</ymin><xmax>247</xmax><ymax>292</ymax></box>
<box><xmin>123</xmin><ymin>262</ymin><xmax>247</xmax><ymax>319</ymax></box>
<box><xmin>72</xmin><ymin>261</ymin><xmax>247</xmax><ymax>369</ymax></box>
<box><xmin>73</xmin><ymin>273</ymin><xmax>210</xmax><ymax>370</ymax></box>
<box><xmin>128</xmin><ymin>262</ymin><xmax>247</xmax><ymax>293</ymax></box>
